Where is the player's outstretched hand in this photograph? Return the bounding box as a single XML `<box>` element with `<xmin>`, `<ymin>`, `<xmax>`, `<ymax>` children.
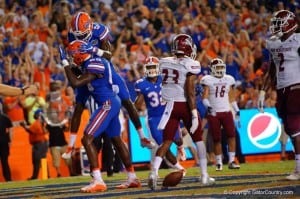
<box><xmin>59</xmin><ymin>46</ymin><xmax>69</xmax><ymax>67</ymax></box>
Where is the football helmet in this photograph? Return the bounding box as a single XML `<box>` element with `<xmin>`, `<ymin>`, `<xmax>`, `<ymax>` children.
<box><xmin>70</xmin><ymin>12</ymin><xmax>93</xmax><ymax>41</ymax></box>
<box><xmin>67</xmin><ymin>40</ymin><xmax>91</xmax><ymax>66</ymax></box>
<box><xmin>172</xmin><ymin>34</ymin><xmax>195</xmax><ymax>58</ymax></box>
<box><xmin>210</xmin><ymin>58</ymin><xmax>226</xmax><ymax>78</ymax></box>
<box><xmin>144</xmin><ymin>56</ymin><xmax>160</xmax><ymax>78</ymax></box>
<box><xmin>270</xmin><ymin>10</ymin><xmax>298</xmax><ymax>38</ymax></box>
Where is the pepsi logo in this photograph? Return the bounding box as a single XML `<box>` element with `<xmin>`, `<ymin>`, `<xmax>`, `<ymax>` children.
<box><xmin>247</xmin><ymin>112</ymin><xmax>281</xmax><ymax>149</ymax></box>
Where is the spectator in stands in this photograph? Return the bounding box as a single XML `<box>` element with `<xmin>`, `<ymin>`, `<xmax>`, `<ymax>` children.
<box><xmin>20</xmin><ymin>109</ymin><xmax>48</xmax><ymax>180</ymax></box>
<box><xmin>45</xmin><ymin>81</ymin><xmax>72</xmax><ymax>177</ymax></box>
<box><xmin>0</xmin><ymin>103</ymin><xmax>13</xmax><ymax>181</ymax></box>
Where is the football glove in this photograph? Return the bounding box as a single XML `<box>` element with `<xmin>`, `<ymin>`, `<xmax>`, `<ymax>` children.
<box><xmin>79</xmin><ymin>42</ymin><xmax>97</xmax><ymax>54</ymax></box>
<box><xmin>58</xmin><ymin>46</ymin><xmax>69</xmax><ymax>67</ymax></box>
<box><xmin>190</xmin><ymin>109</ymin><xmax>199</xmax><ymax>134</ymax></box>
<box><xmin>207</xmin><ymin>106</ymin><xmax>216</xmax><ymax>116</ymax></box>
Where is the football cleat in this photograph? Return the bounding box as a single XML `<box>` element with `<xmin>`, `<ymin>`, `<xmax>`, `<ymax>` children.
<box><xmin>201</xmin><ymin>175</ymin><xmax>215</xmax><ymax>186</ymax></box>
<box><xmin>228</xmin><ymin>161</ymin><xmax>240</xmax><ymax>169</ymax></box>
<box><xmin>80</xmin><ymin>180</ymin><xmax>107</xmax><ymax>193</ymax></box>
<box><xmin>148</xmin><ymin>171</ymin><xmax>158</xmax><ymax>190</ymax></box>
<box><xmin>177</xmin><ymin>146</ymin><xmax>187</xmax><ymax>161</ymax></box>
<box><xmin>141</xmin><ymin>138</ymin><xmax>156</xmax><ymax>149</ymax></box>
<box><xmin>286</xmin><ymin>171</ymin><xmax>300</xmax><ymax>180</ymax></box>
<box><xmin>116</xmin><ymin>178</ymin><xmax>141</xmax><ymax>189</ymax></box>
<box><xmin>216</xmin><ymin>164</ymin><xmax>223</xmax><ymax>171</ymax></box>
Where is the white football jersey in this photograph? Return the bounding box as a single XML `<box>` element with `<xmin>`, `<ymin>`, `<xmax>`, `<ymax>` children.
<box><xmin>266</xmin><ymin>33</ymin><xmax>300</xmax><ymax>89</ymax></box>
<box><xmin>200</xmin><ymin>74</ymin><xmax>235</xmax><ymax>112</ymax></box>
<box><xmin>160</xmin><ymin>56</ymin><xmax>201</xmax><ymax>102</ymax></box>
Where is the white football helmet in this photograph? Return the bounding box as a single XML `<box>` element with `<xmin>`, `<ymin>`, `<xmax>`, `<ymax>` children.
<box><xmin>144</xmin><ymin>56</ymin><xmax>160</xmax><ymax>78</ymax></box>
<box><xmin>270</xmin><ymin>10</ymin><xmax>298</xmax><ymax>39</ymax></box>
<box><xmin>210</xmin><ymin>58</ymin><xmax>226</xmax><ymax>78</ymax></box>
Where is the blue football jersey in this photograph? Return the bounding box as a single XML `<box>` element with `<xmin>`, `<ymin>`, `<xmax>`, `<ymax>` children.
<box><xmin>134</xmin><ymin>76</ymin><xmax>165</xmax><ymax>117</ymax></box>
<box><xmin>82</xmin><ymin>56</ymin><xmax>116</xmax><ymax>104</ymax></box>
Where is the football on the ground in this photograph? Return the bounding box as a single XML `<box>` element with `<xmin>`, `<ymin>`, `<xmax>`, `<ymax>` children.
<box><xmin>162</xmin><ymin>170</ymin><xmax>184</xmax><ymax>187</ymax></box>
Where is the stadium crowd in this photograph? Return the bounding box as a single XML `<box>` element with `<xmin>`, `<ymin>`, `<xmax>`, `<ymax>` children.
<box><xmin>0</xmin><ymin>0</ymin><xmax>299</xmax><ymax>181</ymax></box>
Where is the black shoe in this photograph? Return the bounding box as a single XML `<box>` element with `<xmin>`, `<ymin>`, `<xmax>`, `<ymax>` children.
<box><xmin>215</xmin><ymin>164</ymin><xmax>223</xmax><ymax>171</ymax></box>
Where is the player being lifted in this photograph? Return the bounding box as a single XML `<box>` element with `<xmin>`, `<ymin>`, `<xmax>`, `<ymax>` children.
<box><xmin>258</xmin><ymin>10</ymin><xmax>300</xmax><ymax>180</ymax></box>
<box><xmin>148</xmin><ymin>34</ymin><xmax>215</xmax><ymax>190</ymax></box>
<box><xmin>200</xmin><ymin>58</ymin><xmax>240</xmax><ymax>171</ymax></box>
<box><xmin>63</xmin><ymin>12</ymin><xmax>154</xmax><ymax>159</ymax></box>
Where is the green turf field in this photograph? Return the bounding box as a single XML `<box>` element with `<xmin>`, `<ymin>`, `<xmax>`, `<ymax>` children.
<box><xmin>0</xmin><ymin>161</ymin><xmax>299</xmax><ymax>198</ymax></box>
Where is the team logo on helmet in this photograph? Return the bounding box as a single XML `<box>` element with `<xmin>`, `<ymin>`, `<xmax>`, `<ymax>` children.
<box><xmin>247</xmin><ymin>112</ymin><xmax>281</xmax><ymax>149</ymax></box>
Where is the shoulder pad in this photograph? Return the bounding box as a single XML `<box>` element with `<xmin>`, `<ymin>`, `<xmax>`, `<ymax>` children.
<box><xmin>185</xmin><ymin>59</ymin><xmax>201</xmax><ymax>75</ymax></box>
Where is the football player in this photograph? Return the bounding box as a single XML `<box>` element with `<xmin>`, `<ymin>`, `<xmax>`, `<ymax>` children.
<box><xmin>59</xmin><ymin>40</ymin><xmax>141</xmax><ymax>192</ymax></box>
<box><xmin>200</xmin><ymin>58</ymin><xmax>240</xmax><ymax>171</ymax></box>
<box><xmin>259</xmin><ymin>10</ymin><xmax>300</xmax><ymax>180</ymax></box>
<box><xmin>148</xmin><ymin>34</ymin><xmax>215</xmax><ymax>190</ymax></box>
<box><xmin>63</xmin><ymin>12</ymin><xmax>154</xmax><ymax>156</ymax></box>
<box><xmin>134</xmin><ymin>56</ymin><xmax>186</xmax><ymax>171</ymax></box>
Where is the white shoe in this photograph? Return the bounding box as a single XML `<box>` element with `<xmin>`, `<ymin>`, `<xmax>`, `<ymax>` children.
<box><xmin>228</xmin><ymin>161</ymin><xmax>240</xmax><ymax>169</ymax></box>
<box><xmin>80</xmin><ymin>180</ymin><xmax>107</xmax><ymax>193</ymax></box>
<box><xmin>201</xmin><ymin>175</ymin><xmax>215</xmax><ymax>186</ymax></box>
<box><xmin>286</xmin><ymin>171</ymin><xmax>300</xmax><ymax>180</ymax></box>
<box><xmin>62</xmin><ymin>151</ymin><xmax>72</xmax><ymax>159</ymax></box>
<box><xmin>62</xmin><ymin>147</ymin><xmax>73</xmax><ymax>159</ymax></box>
<box><xmin>148</xmin><ymin>171</ymin><xmax>158</xmax><ymax>190</ymax></box>
<box><xmin>141</xmin><ymin>138</ymin><xmax>156</xmax><ymax>149</ymax></box>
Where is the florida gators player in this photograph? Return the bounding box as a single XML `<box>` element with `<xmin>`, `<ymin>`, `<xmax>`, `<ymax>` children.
<box><xmin>258</xmin><ymin>10</ymin><xmax>300</xmax><ymax>180</ymax></box>
<box><xmin>134</xmin><ymin>56</ymin><xmax>186</xmax><ymax>171</ymax></box>
<box><xmin>148</xmin><ymin>34</ymin><xmax>215</xmax><ymax>190</ymax></box>
<box><xmin>59</xmin><ymin>40</ymin><xmax>141</xmax><ymax>193</ymax></box>
<box><xmin>200</xmin><ymin>58</ymin><xmax>240</xmax><ymax>171</ymax></box>
<box><xmin>63</xmin><ymin>11</ymin><xmax>154</xmax><ymax>157</ymax></box>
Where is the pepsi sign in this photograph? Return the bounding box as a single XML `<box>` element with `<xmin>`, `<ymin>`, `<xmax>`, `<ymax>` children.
<box><xmin>237</xmin><ymin>108</ymin><xmax>293</xmax><ymax>155</ymax></box>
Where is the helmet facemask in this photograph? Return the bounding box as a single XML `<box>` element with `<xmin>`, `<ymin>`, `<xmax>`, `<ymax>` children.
<box><xmin>210</xmin><ymin>58</ymin><xmax>226</xmax><ymax>78</ymax></box>
<box><xmin>145</xmin><ymin>64</ymin><xmax>159</xmax><ymax>78</ymax></box>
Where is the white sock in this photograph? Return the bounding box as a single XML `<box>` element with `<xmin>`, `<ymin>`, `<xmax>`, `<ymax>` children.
<box><xmin>127</xmin><ymin>171</ymin><xmax>137</xmax><ymax>180</ymax></box>
<box><xmin>228</xmin><ymin>152</ymin><xmax>236</xmax><ymax>163</ymax></box>
<box><xmin>195</xmin><ymin>141</ymin><xmax>208</xmax><ymax>176</ymax></box>
<box><xmin>92</xmin><ymin>169</ymin><xmax>103</xmax><ymax>183</ymax></box>
<box><xmin>152</xmin><ymin>156</ymin><xmax>163</xmax><ymax>175</ymax></box>
<box><xmin>215</xmin><ymin>155</ymin><xmax>222</xmax><ymax>165</ymax></box>
<box><xmin>295</xmin><ymin>154</ymin><xmax>300</xmax><ymax>173</ymax></box>
<box><xmin>199</xmin><ymin>158</ymin><xmax>208</xmax><ymax>176</ymax></box>
<box><xmin>137</xmin><ymin>128</ymin><xmax>145</xmax><ymax>139</ymax></box>
<box><xmin>68</xmin><ymin>133</ymin><xmax>77</xmax><ymax>148</ymax></box>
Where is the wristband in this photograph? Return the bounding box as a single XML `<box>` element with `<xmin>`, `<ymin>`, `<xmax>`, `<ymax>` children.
<box><xmin>21</xmin><ymin>86</ymin><xmax>28</xmax><ymax>95</ymax></box>
<box><xmin>96</xmin><ymin>48</ymin><xmax>104</xmax><ymax>57</ymax></box>
<box><xmin>191</xmin><ymin>109</ymin><xmax>198</xmax><ymax>118</ymax></box>
<box><xmin>62</xmin><ymin>59</ymin><xmax>69</xmax><ymax>67</ymax></box>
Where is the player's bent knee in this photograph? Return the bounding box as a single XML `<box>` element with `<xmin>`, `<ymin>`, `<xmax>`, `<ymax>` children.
<box><xmin>81</xmin><ymin>134</ymin><xmax>94</xmax><ymax>147</ymax></box>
